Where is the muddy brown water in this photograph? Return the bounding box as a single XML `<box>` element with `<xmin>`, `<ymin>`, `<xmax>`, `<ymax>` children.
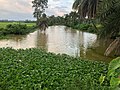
<box><xmin>0</xmin><ymin>26</ymin><xmax>114</xmax><ymax>63</ymax></box>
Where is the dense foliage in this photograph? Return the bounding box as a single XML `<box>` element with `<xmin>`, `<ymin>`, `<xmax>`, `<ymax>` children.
<box><xmin>47</xmin><ymin>15</ymin><xmax>65</xmax><ymax>26</ymax></box>
<box><xmin>72</xmin><ymin>0</ymin><xmax>120</xmax><ymax>56</ymax></box>
<box><xmin>72</xmin><ymin>0</ymin><xmax>120</xmax><ymax>38</ymax></box>
<box><xmin>99</xmin><ymin>0</ymin><xmax>120</xmax><ymax>38</ymax></box>
<box><xmin>47</xmin><ymin>13</ymin><xmax>97</xmax><ymax>33</ymax></box>
<box><xmin>99</xmin><ymin>57</ymin><xmax>120</xmax><ymax>88</ymax></box>
<box><xmin>0</xmin><ymin>24</ymin><xmax>36</xmax><ymax>35</ymax></box>
<box><xmin>0</xmin><ymin>48</ymin><xmax>113</xmax><ymax>90</ymax></box>
<box><xmin>72</xmin><ymin>24</ymin><xmax>97</xmax><ymax>33</ymax></box>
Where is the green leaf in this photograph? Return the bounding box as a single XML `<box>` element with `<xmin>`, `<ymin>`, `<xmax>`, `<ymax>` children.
<box><xmin>108</xmin><ymin>57</ymin><xmax>120</xmax><ymax>70</ymax></box>
<box><xmin>110</xmin><ymin>77</ymin><xmax>120</xmax><ymax>87</ymax></box>
<box><xmin>107</xmin><ymin>69</ymin><xmax>115</xmax><ymax>78</ymax></box>
<box><xmin>99</xmin><ymin>74</ymin><xmax>105</xmax><ymax>85</ymax></box>
<box><xmin>107</xmin><ymin>57</ymin><xmax>120</xmax><ymax>77</ymax></box>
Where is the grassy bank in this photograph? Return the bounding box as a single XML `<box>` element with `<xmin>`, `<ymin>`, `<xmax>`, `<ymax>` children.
<box><xmin>0</xmin><ymin>22</ymin><xmax>101</xmax><ymax>36</ymax></box>
<box><xmin>0</xmin><ymin>22</ymin><xmax>35</xmax><ymax>28</ymax></box>
<box><xmin>0</xmin><ymin>48</ymin><xmax>113</xmax><ymax>90</ymax></box>
<box><xmin>0</xmin><ymin>22</ymin><xmax>36</xmax><ymax>39</ymax></box>
<box><xmin>65</xmin><ymin>23</ymin><xmax>103</xmax><ymax>34</ymax></box>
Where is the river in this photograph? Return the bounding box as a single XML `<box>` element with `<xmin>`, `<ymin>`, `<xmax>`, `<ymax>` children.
<box><xmin>0</xmin><ymin>26</ymin><xmax>114</xmax><ymax>63</ymax></box>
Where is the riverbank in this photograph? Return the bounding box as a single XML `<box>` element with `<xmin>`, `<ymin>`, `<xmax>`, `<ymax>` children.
<box><xmin>66</xmin><ymin>23</ymin><xmax>102</xmax><ymax>34</ymax></box>
<box><xmin>0</xmin><ymin>48</ymin><xmax>112</xmax><ymax>90</ymax></box>
<box><xmin>48</xmin><ymin>22</ymin><xmax>102</xmax><ymax>34</ymax></box>
<box><xmin>0</xmin><ymin>22</ymin><xmax>35</xmax><ymax>28</ymax></box>
<box><xmin>0</xmin><ymin>22</ymin><xmax>36</xmax><ymax>39</ymax></box>
<box><xmin>0</xmin><ymin>22</ymin><xmax>100</xmax><ymax>38</ymax></box>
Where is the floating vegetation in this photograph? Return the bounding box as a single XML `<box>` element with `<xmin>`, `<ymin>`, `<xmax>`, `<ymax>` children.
<box><xmin>0</xmin><ymin>48</ymin><xmax>112</xmax><ymax>90</ymax></box>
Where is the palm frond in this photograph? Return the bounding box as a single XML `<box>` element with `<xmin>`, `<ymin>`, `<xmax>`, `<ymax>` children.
<box><xmin>72</xmin><ymin>0</ymin><xmax>99</xmax><ymax>19</ymax></box>
<box><xmin>104</xmin><ymin>38</ymin><xmax>120</xmax><ymax>56</ymax></box>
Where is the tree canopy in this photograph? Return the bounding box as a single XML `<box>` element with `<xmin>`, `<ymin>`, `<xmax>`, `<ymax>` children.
<box><xmin>72</xmin><ymin>0</ymin><xmax>120</xmax><ymax>56</ymax></box>
<box><xmin>32</xmin><ymin>0</ymin><xmax>48</xmax><ymax>24</ymax></box>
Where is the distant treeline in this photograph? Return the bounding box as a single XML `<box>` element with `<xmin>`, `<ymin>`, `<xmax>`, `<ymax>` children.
<box><xmin>46</xmin><ymin>12</ymin><xmax>99</xmax><ymax>33</ymax></box>
<box><xmin>0</xmin><ymin>20</ymin><xmax>36</xmax><ymax>23</ymax></box>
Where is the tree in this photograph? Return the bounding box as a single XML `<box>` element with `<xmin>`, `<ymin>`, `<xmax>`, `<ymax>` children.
<box><xmin>38</xmin><ymin>13</ymin><xmax>48</xmax><ymax>31</ymax></box>
<box><xmin>72</xmin><ymin>0</ymin><xmax>100</xmax><ymax>19</ymax></box>
<box><xmin>72</xmin><ymin>0</ymin><xmax>120</xmax><ymax>56</ymax></box>
<box><xmin>32</xmin><ymin>0</ymin><xmax>48</xmax><ymax>25</ymax></box>
<box><xmin>69</xmin><ymin>11</ymin><xmax>79</xmax><ymax>25</ymax></box>
<box><xmin>99</xmin><ymin>0</ymin><xmax>120</xmax><ymax>56</ymax></box>
<box><xmin>99</xmin><ymin>0</ymin><xmax>120</xmax><ymax>38</ymax></box>
<box><xmin>72</xmin><ymin>0</ymin><xmax>99</xmax><ymax>30</ymax></box>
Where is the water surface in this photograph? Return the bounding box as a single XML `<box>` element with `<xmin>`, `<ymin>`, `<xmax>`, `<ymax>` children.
<box><xmin>0</xmin><ymin>26</ymin><xmax>114</xmax><ymax>62</ymax></box>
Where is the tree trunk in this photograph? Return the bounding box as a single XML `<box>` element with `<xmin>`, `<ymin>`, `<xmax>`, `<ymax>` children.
<box><xmin>104</xmin><ymin>37</ymin><xmax>120</xmax><ymax>56</ymax></box>
<box><xmin>36</xmin><ymin>16</ymin><xmax>39</xmax><ymax>26</ymax></box>
<box><xmin>115</xmin><ymin>38</ymin><xmax>120</xmax><ymax>56</ymax></box>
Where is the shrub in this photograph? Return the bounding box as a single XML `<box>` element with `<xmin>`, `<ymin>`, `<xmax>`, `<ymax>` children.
<box><xmin>0</xmin><ymin>28</ymin><xmax>8</xmax><ymax>35</ymax></box>
<box><xmin>87</xmin><ymin>26</ymin><xmax>97</xmax><ymax>33</ymax></box>
<box><xmin>79</xmin><ymin>24</ymin><xmax>92</xmax><ymax>30</ymax></box>
<box><xmin>73</xmin><ymin>24</ymin><xmax>93</xmax><ymax>31</ymax></box>
<box><xmin>5</xmin><ymin>24</ymin><xmax>28</xmax><ymax>35</ymax></box>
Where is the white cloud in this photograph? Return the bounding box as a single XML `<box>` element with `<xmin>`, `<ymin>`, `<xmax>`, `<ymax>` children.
<box><xmin>46</xmin><ymin>0</ymin><xmax>74</xmax><ymax>16</ymax></box>
<box><xmin>0</xmin><ymin>0</ymin><xmax>74</xmax><ymax>20</ymax></box>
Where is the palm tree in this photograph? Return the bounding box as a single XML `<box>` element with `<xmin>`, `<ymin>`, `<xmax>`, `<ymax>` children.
<box><xmin>69</xmin><ymin>11</ymin><xmax>79</xmax><ymax>24</ymax></box>
<box><xmin>72</xmin><ymin>0</ymin><xmax>100</xmax><ymax>19</ymax></box>
<box><xmin>100</xmin><ymin>0</ymin><xmax>120</xmax><ymax>56</ymax></box>
<box><xmin>64</xmin><ymin>14</ymin><xmax>70</xmax><ymax>26</ymax></box>
<box><xmin>72</xmin><ymin>0</ymin><xmax>120</xmax><ymax>56</ymax></box>
<box><xmin>72</xmin><ymin>0</ymin><xmax>100</xmax><ymax>30</ymax></box>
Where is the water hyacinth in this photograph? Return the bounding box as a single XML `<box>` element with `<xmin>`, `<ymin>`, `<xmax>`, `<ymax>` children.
<box><xmin>0</xmin><ymin>48</ymin><xmax>112</xmax><ymax>90</ymax></box>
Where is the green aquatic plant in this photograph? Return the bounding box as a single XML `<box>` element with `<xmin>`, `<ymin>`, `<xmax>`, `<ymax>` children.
<box><xmin>99</xmin><ymin>57</ymin><xmax>120</xmax><ymax>88</ymax></box>
<box><xmin>0</xmin><ymin>48</ymin><xmax>112</xmax><ymax>90</ymax></box>
<box><xmin>108</xmin><ymin>57</ymin><xmax>120</xmax><ymax>87</ymax></box>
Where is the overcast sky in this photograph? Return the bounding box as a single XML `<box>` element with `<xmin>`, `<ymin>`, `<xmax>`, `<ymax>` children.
<box><xmin>0</xmin><ymin>0</ymin><xmax>74</xmax><ymax>20</ymax></box>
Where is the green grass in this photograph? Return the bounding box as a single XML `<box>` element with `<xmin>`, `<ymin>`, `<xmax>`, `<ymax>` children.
<box><xmin>0</xmin><ymin>22</ymin><xmax>36</xmax><ymax>38</ymax></box>
<box><xmin>0</xmin><ymin>48</ymin><xmax>112</xmax><ymax>90</ymax></box>
<box><xmin>21</xmin><ymin>22</ymin><xmax>36</xmax><ymax>27</ymax></box>
<box><xmin>0</xmin><ymin>22</ymin><xmax>35</xmax><ymax>29</ymax></box>
<box><xmin>0</xmin><ymin>22</ymin><xmax>13</xmax><ymax>28</ymax></box>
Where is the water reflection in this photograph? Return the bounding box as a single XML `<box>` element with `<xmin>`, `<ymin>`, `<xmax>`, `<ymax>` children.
<box><xmin>36</xmin><ymin>30</ymin><xmax>48</xmax><ymax>49</ymax></box>
<box><xmin>0</xmin><ymin>26</ymin><xmax>114</xmax><ymax>62</ymax></box>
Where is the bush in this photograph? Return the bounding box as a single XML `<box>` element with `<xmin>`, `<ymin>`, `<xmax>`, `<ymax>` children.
<box><xmin>0</xmin><ymin>28</ymin><xmax>8</xmax><ymax>35</ymax></box>
<box><xmin>79</xmin><ymin>24</ymin><xmax>92</xmax><ymax>30</ymax></box>
<box><xmin>73</xmin><ymin>24</ymin><xmax>93</xmax><ymax>31</ymax></box>
<box><xmin>0</xmin><ymin>24</ymin><xmax>36</xmax><ymax>36</ymax></box>
<box><xmin>5</xmin><ymin>24</ymin><xmax>28</xmax><ymax>35</ymax></box>
<box><xmin>87</xmin><ymin>26</ymin><xmax>97</xmax><ymax>33</ymax></box>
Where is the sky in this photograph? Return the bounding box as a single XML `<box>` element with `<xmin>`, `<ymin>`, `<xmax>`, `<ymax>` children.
<box><xmin>0</xmin><ymin>0</ymin><xmax>74</xmax><ymax>20</ymax></box>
